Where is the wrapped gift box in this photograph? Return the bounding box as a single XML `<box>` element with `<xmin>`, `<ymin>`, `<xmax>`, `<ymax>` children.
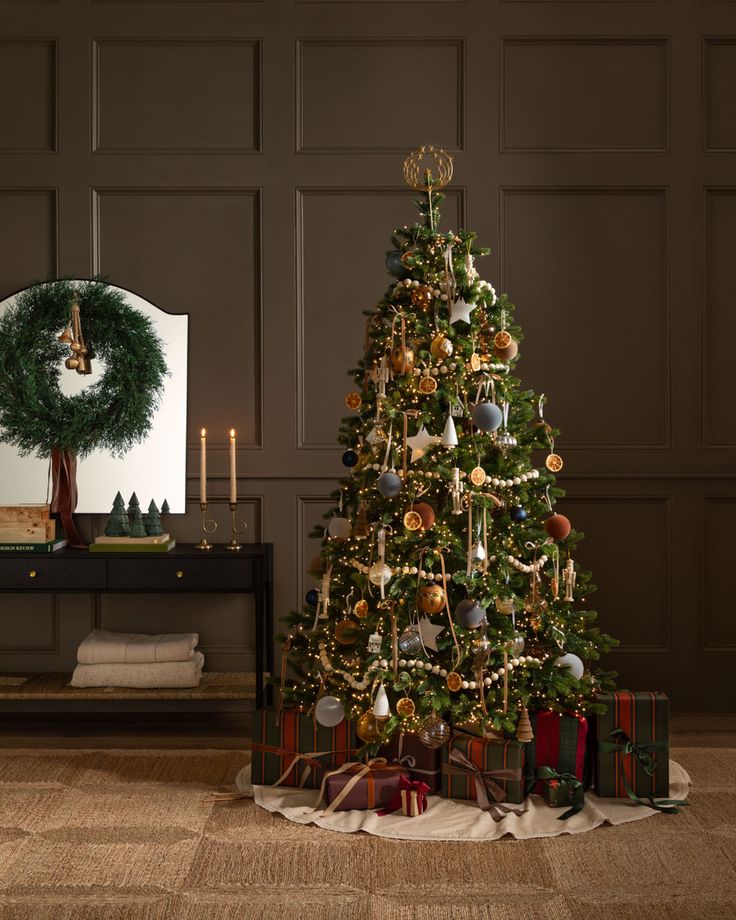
<box><xmin>595</xmin><ymin>691</ymin><xmax>669</xmax><ymax>800</ymax></box>
<box><xmin>525</xmin><ymin>711</ymin><xmax>588</xmax><ymax>795</ymax></box>
<box><xmin>322</xmin><ymin>760</ymin><xmax>408</xmax><ymax>812</ymax></box>
<box><xmin>250</xmin><ymin>707</ymin><xmax>357</xmax><ymax>789</ymax></box>
<box><xmin>441</xmin><ymin>735</ymin><xmax>525</xmax><ymax>805</ymax></box>
<box><xmin>379</xmin><ymin>730</ymin><xmax>442</xmax><ymax>793</ymax></box>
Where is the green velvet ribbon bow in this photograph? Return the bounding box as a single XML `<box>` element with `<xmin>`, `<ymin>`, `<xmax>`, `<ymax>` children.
<box><xmin>598</xmin><ymin>728</ymin><xmax>688</xmax><ymax>814</ymax></box>
<box><xmin>535</xmin><ymin>766</ymin><xmax>585</xmax><ymax>821</ymax></box>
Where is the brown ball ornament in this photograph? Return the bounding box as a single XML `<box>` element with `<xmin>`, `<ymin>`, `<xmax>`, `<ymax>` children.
<box><xmin>65</xmin><ymin>357</ymin><xmax>79</xmax><ymax>370</ymax></box>
<box><xmin>334</xmin><ymin>619</ymin><xmax>360</xmax><ymax>645</ymax></box>
<box><xmin>356</xmin><ymin>710</ymin><xmax>382</xmax><ymax>743</ymax></box>
<box><xmin>419</xmin><ymin>584</ymin><xmax>445</xmax><ymax>615</ymax></box>
<box><xmin>410</xmin><ymin>502</ymin><xmax>435</xmax><ymax>531</ymax></box>
<box><xmin>390</xmin><ymin>345</ymin><xmax>415</xmax><ymax>375</ymax></box>
<box><xmin>545</xmin><ymin>513</ymin><xmax>571</xmax><ymax>541</ymax></box>
<box><xmin>430</xmin><ymin>334</ymin><xmax>453</xmax><ymax>361</ymax></box>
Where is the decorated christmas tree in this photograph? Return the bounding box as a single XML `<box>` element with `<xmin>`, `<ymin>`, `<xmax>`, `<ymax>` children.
<box><xmin>280</xmin><ymin>147</ymin><xmax>616</xmax><ymax>747</ymax></box>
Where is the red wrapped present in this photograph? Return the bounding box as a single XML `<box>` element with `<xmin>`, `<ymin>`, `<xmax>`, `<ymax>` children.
<box><xmin>379</xmin><ymin>730</ymin><xmax>441</xmax><ymax>793</ymax></box>
<box><xmin>377</xmin><ymin>774</ymin><xmax>430</xmax><ymax>817</ymax></box>
<box><xmin>250</xmin><ymin>707</ymin><xmax>357</xmax><ymax>789</ymax></box>
<box><xmin>525</xmin><ymin>711</ymin><xmax>588</xmax><ymax>795</ymax></box>
<box><xmin>316</xmin><ymin>758</ymin><xmax>408</xmax><ymax>814</ymax></box>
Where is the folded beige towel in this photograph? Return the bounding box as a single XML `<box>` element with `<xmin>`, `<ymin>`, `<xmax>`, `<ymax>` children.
<box><xmin>70</xmin><ymin>652</ymin><xmax>205</xmax><ymax>689</ymax></box>
<box><xmin>77</xmin><ymin>629</ymin><xmax>199</xmax><ymax>665</ymax></box>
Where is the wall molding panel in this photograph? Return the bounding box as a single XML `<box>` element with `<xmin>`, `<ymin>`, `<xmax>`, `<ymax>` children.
<box><xmin>0</xmin><ymin>39</ymin><xmax>57</xmax><ymax>154</ymax></box>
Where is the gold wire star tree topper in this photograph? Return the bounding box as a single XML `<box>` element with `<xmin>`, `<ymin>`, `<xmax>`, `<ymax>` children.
<box><xmin>402</xmin><ymin>145</ymin><xmax>454</xmax><ymax>230</ymax></box>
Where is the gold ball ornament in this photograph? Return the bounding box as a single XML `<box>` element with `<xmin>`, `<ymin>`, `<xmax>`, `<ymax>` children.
<box><xmin>356</xmin><ymin>709</ymin><xmax>383</xmax><ymax>743</ymax></box>
<box><xmin>418</xmin><ymin>376</ymin><xmax>438</xmax><ymax>394</ymax></box>
<box><xmin>396</xmin><ymin>697</ymin><xmax>416</xmax><ymax>718</ymax></box>
<box><xmin>446</xmin><ymin>671</ymin><xmax>463</xmax><ymax>692</ymax></box>
<box><xmin>410</xmin><ymin>285</ymin><xmax>434</xmax><ymax>311</ymax></box>
<box><xmin>390</xmin><ymin>345</ymin><xmax>415</xmax><ymax>375</ymax></box>
<box><xmin>419</xmin><ymin>583</ymin><xmax>445</xmax><ymax>615</ymax></box>
<box><xmin>354</xmin><ymin>599</ymin><xmax>369</xmax><ymax>619</ymax></box>
<box><xmin>345</xmin><ymin>392</ymin><xmax>362</xmax><ymax>411</ymax></box>
<box><xmin>65</xmin><ymin>357</ymin><xmax>79</xmax><ymax>370</ymax></box>
<box><xmin>430</xmin><ymin>334</ymin><xmax>453</xmax><ymax>361</ymax></box>
<box><xmin>546</xmin><ymin>453</ymin><xmax>564</xmax><ymax>472</ymax></box>
<box><xmin>334</xmin><ymin>619</ymin><xmax>360</xmax><ymax>645</ymax></box>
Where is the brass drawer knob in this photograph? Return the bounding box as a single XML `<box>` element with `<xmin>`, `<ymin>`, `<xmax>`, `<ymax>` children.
<box><xmin>176</xmin><ymin>570</ymin><xmax>184</xmax><ymax>579</ymax></box>
<box><xmin>29</xmin><ymin>570</ymin><xmax>37</xmax><ymax>578</ymax></box>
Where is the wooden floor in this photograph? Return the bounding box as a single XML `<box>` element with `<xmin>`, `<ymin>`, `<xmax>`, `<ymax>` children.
<box><xmin>0</xmin><ymin>711</ymin><xmax>734</xmax><ymax>748</ymax></box>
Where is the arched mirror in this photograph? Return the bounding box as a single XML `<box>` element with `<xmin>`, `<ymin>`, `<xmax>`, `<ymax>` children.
<box><xmin>0</xmin><ymin>282</ymin><xmax>188</xmax><ymax>514</ymax></box>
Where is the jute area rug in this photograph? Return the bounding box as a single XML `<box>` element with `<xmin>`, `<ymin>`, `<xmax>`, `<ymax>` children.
<box><xmin>0</xmin><ymin>748</ymin><xmax>732</xmax><ymax>920</ymax></box>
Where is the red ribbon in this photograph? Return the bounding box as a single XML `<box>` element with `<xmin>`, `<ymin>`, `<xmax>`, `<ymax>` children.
<box><xmin>376</xmin><ymin>773</ymin><xmax>430</xmax><ymax>816</ymax></box>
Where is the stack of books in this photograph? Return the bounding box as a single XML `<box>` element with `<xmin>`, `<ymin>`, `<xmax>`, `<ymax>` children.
<box><xmin>0</xmin><ymin>505</ymin><xmax>66</xmax><ymax>553</ymax></box>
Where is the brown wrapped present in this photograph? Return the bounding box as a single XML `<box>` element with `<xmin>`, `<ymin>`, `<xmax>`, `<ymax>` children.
<box><xmin>316</xmin><ymin>758</ymin><xmax>408</xmax><ymax>814</ymax></box>
<box><xmin>379</xmin><ymin>730</ymin><xmax>442</xmax><ymax>793</ymax></box>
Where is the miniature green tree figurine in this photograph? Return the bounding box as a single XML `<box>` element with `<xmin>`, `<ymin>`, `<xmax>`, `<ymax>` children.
<box><xmin>161</xmin><ymin>499</ymin><xmax>170</xmax><ymax>515</ymax></box>
<box><xmin>145</xmin><ymin>500</ymin><xmax>164</xmax><ymax>536</ymax></box>
<box><xmin>129</xmin><ymin>503</ymin><xmax>147</xmax><ymax>538</ymax></box>
<box><xmin>127</xmin><ymin>492</ymin><xmax>140</xmax><ymax>518</ymax></box>
<box><xmin>104</xmin><ymin>491</ymin><xmax>130</xmax><ymax>537</ymax></box>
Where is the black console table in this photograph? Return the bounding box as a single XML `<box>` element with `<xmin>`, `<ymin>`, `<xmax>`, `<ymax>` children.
<box><xmin>0</xmin><ymin>543</ymin><xmax>273</xmax><ymax>710</ymax></box>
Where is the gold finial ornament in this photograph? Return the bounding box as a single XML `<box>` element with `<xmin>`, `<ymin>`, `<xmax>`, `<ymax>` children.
<box><xmin>402</xmin><ymin>145</ymin><xmax>454</xmax><ymax>191</ymax></box>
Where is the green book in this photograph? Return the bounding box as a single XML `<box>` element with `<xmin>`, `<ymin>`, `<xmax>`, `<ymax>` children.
<box><xmin>0</xmin><ymin>539</ymin><xmax>67</xmax><ymax>553</ymax></box>
<box><xmin>88</xmin><ymin>539</ymin><xmax>176</xmax><ymax>553</ymax></box>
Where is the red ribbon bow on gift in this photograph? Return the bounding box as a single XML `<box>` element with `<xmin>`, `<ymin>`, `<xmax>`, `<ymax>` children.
<box><xmin>376</xmin><ymin>773</ymin><xmax>430</xmax><ymax>817</ymax></box>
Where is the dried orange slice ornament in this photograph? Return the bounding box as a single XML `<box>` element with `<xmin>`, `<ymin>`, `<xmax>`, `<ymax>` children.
<box><xmin>396</xmin><ymin>697</ymin><xmax>416</xmax><ymax>717</ymax></box>
<box><xmin>403</xmin><ymin>510</ymin><xmax>423</xmax><ymax>531</ymax></box>
<box><xmin>469</xmin><ymin>466</ymin><xmax>486</xmax><ymax>486</ymax></box>
<box><xmin>546</xmin><ymin>453</ymin><xmax>564</xmax><ymax>472</ymax></box>
<box><xmin>446</xmin><ymin>672</ymin><xmax>463</xmax><ymax>692</ymax></box>
<box><xmin>345</xmin><ymin>392</ymin><xmax>362</xmax><ymax>410</ymax></box>
<box><xmin>418</xmin><ymin>376</ymin><xmax>438</xmax><ymax>394</ymax></box>
<box><xmin>494</xmin><ymin>330</ymin><xmax>512</xmax><ymax>350</ymax></box>
<box><xmin>469</xmin><ymin>353</ymin><xmax>481</xmax><ymax>372</ymax></box>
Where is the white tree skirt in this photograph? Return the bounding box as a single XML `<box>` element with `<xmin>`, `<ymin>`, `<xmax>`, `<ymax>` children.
<box><xmin>237</xmin><ymin>760</ymin><xmax>690</xmax><ymax>841</ymax></box>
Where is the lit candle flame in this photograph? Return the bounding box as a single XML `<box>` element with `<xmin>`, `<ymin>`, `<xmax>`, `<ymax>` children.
<box><xmin>229</xmin><ymin>428</ymin><xmax>236</xmax><ymax>438</ymax></box>
<box><xmin>201</xmin><ymin>428</ymin><xmax>206</xmax><ymax>437</ymax></box>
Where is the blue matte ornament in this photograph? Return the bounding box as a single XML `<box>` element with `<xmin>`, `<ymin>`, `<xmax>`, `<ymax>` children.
<box><xmin>385</xmin><ymin>250</ymin><xmax>409</xmax><ymax>279</ymax></box>
<box><xmin>510</xmin><ymin>506</ymin><xmax>528</xmax><ymax>523</ymax></box>
<box><xmin>305</xmin><ymin>588</ymin><xmax>319</xmax><ymax>606</ymax></box>
<box><xmin>377</xmin><ymin>470</ymin><xmax>402</xmax><ymax>498</ymax></box>
<box><xmin>342</xmin><ymin>449</ymin><xmax>359</xmax><ymax>468</ymax></box>
<box><xmin>471</xmin><ymin>401</ymin><xmax>503</xmax><ymax>432</ymax></box>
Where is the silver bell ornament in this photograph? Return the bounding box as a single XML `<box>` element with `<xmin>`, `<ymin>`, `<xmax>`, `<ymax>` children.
<box><xmin>398</xmin><ymin>625</ymin><xmax>423</xmax><ymax>656</ymax></box>
<box><xmin>368</xmin><ymin>561</ymin><xmax>392</xmax><ymax>587</ymax></box>
<box><xmin>454</xmin><ymin>598</ymin><xmax>487</xmax><ymax>629</ymax></box>
<box><xmin>377</xmin><ymin>470</ymin><xmax>402</xmax><ymax>498</ymax></box>
<box><xmin>470</xmin><ymin>540</ymin><xmax>486</xmax><ymax>571</ymax></box>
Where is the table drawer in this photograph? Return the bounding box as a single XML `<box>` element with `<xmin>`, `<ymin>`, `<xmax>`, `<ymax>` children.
<box><xmin>0</xmin><ymin>556</ymin><xmax>107</xmax><ymax>591</ymax></box>
<box><xmin>106</xmin><ymin>556</ymin><xmax>254</xmax><ymax>591</ymax></box>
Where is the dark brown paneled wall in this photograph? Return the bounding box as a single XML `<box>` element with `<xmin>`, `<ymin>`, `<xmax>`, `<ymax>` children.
<box><xmin>0</xmin><ymin>0</ymin><xmax>734</xmax><ymax>711</ymax></box>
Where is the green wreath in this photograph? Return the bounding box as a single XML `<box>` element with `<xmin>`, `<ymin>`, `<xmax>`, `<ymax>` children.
<box><xmin>0</xmin><ymin>279</ymin><xmax>168</xmax><ymax>459</ymax></box>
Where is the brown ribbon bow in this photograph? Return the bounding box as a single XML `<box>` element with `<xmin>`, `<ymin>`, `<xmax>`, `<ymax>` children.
<box><xmin>442</xmin><ymin>747</ymin><xmax>527</xmax><ymax>821</ymax></box>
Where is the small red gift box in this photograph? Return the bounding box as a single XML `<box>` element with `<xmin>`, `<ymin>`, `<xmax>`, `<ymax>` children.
<box><xmin>317</xmin><ymin>758</ymin><xmax>408</xmax><ymax>814</ymax></box>
<box><xmin>377</xmin><ymin>774</ymin><xmax>431</xmax><ymax>818</ymax></box>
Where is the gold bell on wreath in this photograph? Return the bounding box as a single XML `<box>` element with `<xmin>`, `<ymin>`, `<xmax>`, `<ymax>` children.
<box><xmin>418</xmin><ymin>584</ymin><xmax>445</xmax><ymax>615</ymax></box>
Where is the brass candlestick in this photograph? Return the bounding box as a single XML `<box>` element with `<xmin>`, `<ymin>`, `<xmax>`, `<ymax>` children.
<box><xmin>226</xmin><ymin>502</ymin><xmax>247</xmax><ymax>551</ymax></box>
<box><xmin>196</xmin><ymin>502</ymin><xmax>218</xmax><ymax>550</ymax></box>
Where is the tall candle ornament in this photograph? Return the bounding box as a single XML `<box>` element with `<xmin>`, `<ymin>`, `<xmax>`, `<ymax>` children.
<box><xmin>226</xmin><ymin>428</ymin><xmax>247</xmax><ymax>551</ymax></box>
<box><xmin>196</xmin><ymin>428</ymin><xmax>217</xmax><ymax>550</ymax></box>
